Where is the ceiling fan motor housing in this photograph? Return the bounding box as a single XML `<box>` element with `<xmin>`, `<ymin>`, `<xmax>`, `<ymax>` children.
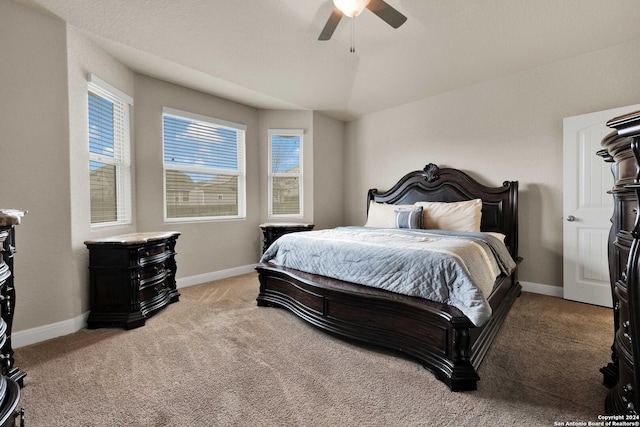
<box><xmin>333</xmin><ymin>0</ymin><xmax>371</xmax><ymax>17</ymax></box>
<box><xmin>319</xmin><ymin>0</ymin><xmax>407</xmax><ymax>46</ymax></box>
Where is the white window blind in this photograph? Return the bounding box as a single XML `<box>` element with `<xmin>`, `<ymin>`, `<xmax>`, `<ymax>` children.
<box><xmin>268</xmin><ymin>129</ymin><xmax>303</xmax><ymax>218</ymax></box>
<box><xmin>162</xmin><ymin>107</ymin><xmax>246</xmax><ymax>221</ymax></box>
<box><xmin>88</xmin><ymin>75</ymin><xmax>132</xmax><ymax>226</ymax></box>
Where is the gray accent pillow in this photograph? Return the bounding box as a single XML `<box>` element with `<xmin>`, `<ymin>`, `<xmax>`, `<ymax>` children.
<box><xmin>394</xmin><ymin>206</ymin><xmax>423</xmax><ymax>229</ymax></box>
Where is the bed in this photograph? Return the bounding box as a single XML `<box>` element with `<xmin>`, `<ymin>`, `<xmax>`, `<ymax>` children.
<box><xmin>255</xmin><ymin>163</ymin><xmax>522</xmax><ymax>391</ymax></box>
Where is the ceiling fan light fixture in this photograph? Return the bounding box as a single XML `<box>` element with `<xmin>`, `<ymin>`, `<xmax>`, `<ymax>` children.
<box><xmin>319</xmin><ymin>0</ymin><xmax>406</xmax><ymax>51</ymax></box>
<box><xmin>333</xmin><ymin>0</ymin><xmax>371</xmax><ymax>18</ymax></box>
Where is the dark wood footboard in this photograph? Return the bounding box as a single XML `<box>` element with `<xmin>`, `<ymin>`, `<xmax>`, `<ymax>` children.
<box><xmin>256</xmin><ymin>262</ymin><xmax>522</xmax><ymax>391</ymax></box>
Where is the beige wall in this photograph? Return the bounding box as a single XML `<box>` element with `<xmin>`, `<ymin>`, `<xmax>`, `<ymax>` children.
<box><xmin>134</xmin><ymin>75</ymin><xmax>261</xmax><ymax>275</ymax></box>
<box><xmin>312</xmin><ymin>111</ymin><xmax>345</xmax><ymax>230</ymax></box>
<box><xmin>1</xmin><ymin>0</ymin><xmax>346</xmax><ymax>336</ymax></box>
<box><xmin>67</xmin><ymin>26</ymin><xmax>138</xmax><ymax>325</ymax></box>
<box><xmin>344</xmin><ymin>38</ymin><xmax>640</xmax><ymax>288</ymax></box>
<box><xmin>257</xmin><ymin>110</ymin><xmax>345</xmax><ymax>231</ymax></box>
<box><xmin>0</xmin><ymin>0</ymin><xmax>75</xmax><ymax>330</ymax></box>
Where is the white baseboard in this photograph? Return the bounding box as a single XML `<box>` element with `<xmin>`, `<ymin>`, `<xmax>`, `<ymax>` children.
<box><xmin>176</xmin><ymin>264</ymin><xmax>257</xmax><ymax>288</ymax></box>
<box><xmin>12</xmin><ymin>264</ymin><xmax>258</xmax><ymax>348</ymax></box>
<box><xmin>520</xmin><ymin>280</ymin><xmax>563</xmax><ymax>298</ymax></box>
<box><xmin>12</xmin><ymin>311</ymin><xmax>90</xmax><ymax>349</ymax></box>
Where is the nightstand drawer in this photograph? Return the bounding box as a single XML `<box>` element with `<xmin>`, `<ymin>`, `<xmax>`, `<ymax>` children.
<box><xmin>139</xmin><ymin>242</ymin><xmax>171</xmax><ymax>265</ymax></box>
<box><xmin>140</xmin><ymin>261</ymin><xmax>169</xmax><ymax>281</ymax></box>
<box><xmin>140</xmin><ymin>277</ymin><xmax>169</xmax><ymax>303</ymax></box>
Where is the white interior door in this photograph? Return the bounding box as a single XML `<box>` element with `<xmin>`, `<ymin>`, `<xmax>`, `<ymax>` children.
<box><xmin>563</xmin><ymin>104</ymin><xmax>640</xmax><ymax>307</ymax></box>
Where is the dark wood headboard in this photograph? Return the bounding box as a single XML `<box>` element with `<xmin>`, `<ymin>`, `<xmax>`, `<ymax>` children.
<box><xmin>367</xmin><ymin>163</ymin><xmax>519</xmax><ymax>259</ymax></box>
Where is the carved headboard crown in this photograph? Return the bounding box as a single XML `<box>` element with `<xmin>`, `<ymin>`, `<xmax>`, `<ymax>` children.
<box><xmin>423</xmin><ymin>163</ymin><xmax>440</xmax><ymax>182</ymax></box>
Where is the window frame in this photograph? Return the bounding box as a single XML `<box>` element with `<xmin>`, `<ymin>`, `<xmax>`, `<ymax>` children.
<box><xmin>88</xmin><ymin>74</ymin><xmax>133</xmax><ymax>228</ymax></box>
<box><xmin>268</xmin><ymin>128</ymin><xmax>304</xmax><ymax>219</ymax></box>
<box><xmin>162</xmin><ymin>107</ymin><xmax>247</xmax><ymax>223</ymax></box>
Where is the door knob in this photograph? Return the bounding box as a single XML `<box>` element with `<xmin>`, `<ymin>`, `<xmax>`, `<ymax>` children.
<box><xmin>566</xmin><ymin>215</ymin><xmax>575</xmax><ymax>222</ymax></box>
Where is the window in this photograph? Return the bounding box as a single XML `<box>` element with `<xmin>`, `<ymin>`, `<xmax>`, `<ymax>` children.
<box><xmin>88</xmin><ymin>74</ymin><xmax>132</xmax><ymax>226</ymax></box>
<box><xmin>268</xmin><ymin>129</ymin><xmax>303</xmax><ymax>218</ymax></box>
<box><xmin>162</xmin><ymin>107</ymin><xmax>247</xmax><ymax>221</ymax></box>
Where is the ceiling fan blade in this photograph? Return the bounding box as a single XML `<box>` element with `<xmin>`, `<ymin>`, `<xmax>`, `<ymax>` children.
<box><xmin>318</xmin><ymin>8</ymin><xmax>343</xmax><ymax>40</ymax></box>
<box><xmin>366</xmin><ymin>0</ymin><xmax>407</xmax><ymax>28</ymax></box>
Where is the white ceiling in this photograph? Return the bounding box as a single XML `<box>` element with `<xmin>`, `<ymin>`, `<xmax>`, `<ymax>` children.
<box><xmin>20</xmin><ymin>0</ymin><xmax>640</xmax><ymax>121</ymax></box>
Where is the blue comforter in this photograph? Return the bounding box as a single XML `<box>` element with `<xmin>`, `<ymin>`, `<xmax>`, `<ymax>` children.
<box><xmin>260</xmin><ymin>226</ymin><xmax>516</xmax><ymax>327</ymax></box>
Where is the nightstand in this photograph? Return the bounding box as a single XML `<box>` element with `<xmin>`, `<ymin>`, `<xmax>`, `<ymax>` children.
<box><xmin>259</xmin><ymin>223</ymin><xmax>314</xmax><ymax>254</ymax></box>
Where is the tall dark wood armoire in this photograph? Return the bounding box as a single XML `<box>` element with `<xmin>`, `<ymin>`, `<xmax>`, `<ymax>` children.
<box><xmin>601</xmin><ymin>110</ymin><xmax>640</xmax><ymax>414</ymax></box>
<box><xmin>0</xmin><ymin>210</ymin><xmax>27</xmax><ymax>426</ymax></box>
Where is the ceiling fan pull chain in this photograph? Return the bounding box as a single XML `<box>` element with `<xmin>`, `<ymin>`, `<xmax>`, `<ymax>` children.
<box><xmin>351</xmin><ymin>17</ymin><xmax>356</xmax><ymax>53</ymax></box>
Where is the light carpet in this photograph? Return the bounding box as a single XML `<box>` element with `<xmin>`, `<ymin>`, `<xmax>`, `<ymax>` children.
<box><xmin>14</xmin><ymin>273</ymin><xmax>612</xmax><ymax>426</ymax></box>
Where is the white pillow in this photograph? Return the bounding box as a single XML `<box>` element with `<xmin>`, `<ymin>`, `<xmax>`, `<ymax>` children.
<box><xmin>414</xmin><ymin>199</ymin><xmax>482</xmax><ymax>232</ymax></box>
<box><xmin>364</xmin><ymin>201</ymin><xmax>414</xmax><ymax>228</ymax></box>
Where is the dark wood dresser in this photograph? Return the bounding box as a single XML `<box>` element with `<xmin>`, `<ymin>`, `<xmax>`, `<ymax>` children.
<box><xmin>0</xmin><ymin>210</ymin><xmax>27</xmax><ymax>426</ymax></box>
<box><xmin>601</xmin><ymin>110</ymin><xmax>640</xmax><ymax>414</ymax></box>
<box><xmin>84</xmin><ymin>231</ymin><xmax>180</xmax><ymax>330</ymax></box>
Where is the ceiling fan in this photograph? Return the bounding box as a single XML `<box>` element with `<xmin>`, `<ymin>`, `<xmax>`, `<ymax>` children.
<box><xmin>318</xmin><ymin>0</ymin><xmax>407</xmax><ymax>52</ymax></box>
